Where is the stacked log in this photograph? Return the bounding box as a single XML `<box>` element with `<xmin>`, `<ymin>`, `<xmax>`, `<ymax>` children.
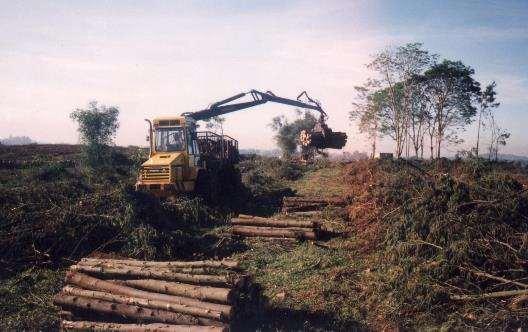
<box><xmin>54</xmin><ymin>258</ymin><xmax>248</xmax><ymax>331</ymax></box>
<box><xmin>281</xmin><ymin>196</ymin><xmax>346</xmax><ymax>213</ymax></box>
<box><xmin>230</xmin><ymin>214</ymin><xmax>320</xmax><ymax>241</ymax></box>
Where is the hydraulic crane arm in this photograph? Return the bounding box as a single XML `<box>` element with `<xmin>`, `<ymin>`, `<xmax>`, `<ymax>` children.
<box><xmin>184</xmin><ymin>89</ymin><xmax>327</xmax><ymax>121</ymax></box>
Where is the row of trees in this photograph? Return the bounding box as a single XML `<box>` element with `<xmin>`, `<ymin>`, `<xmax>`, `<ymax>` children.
<box><xmin>350</xmin><ymin>43</ymin><xmax>509</xmax><ymax>160</ymax></box>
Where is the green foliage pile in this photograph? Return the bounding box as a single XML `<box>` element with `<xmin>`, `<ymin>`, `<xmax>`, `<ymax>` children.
<box><xmin>239</xmin><ymin>242</ymin><xmax>363</xmax><ymax>331</ymax></box>
<box><xmin>0</xmin><ymin>160</ymin><xmax>226</xmax><ymax>277</ymax></box>
<box><xmin>0</xmin><ymin>268</ymin><xmax>63</xmax><ymax>330</ymax></box>
<box><xmin>238</xmin><ymin>155</ymin><xmax>296</xmax><ymax>214</ymax></box>
<box><xmin>0</xmin><ymin>145</ymin><xmax>229</xmax><ymax>329</ymax></box>
<box><xmin>348</xmin><ymin>159</ymin><xmax>528</xmax><ymax>329</ymax></box>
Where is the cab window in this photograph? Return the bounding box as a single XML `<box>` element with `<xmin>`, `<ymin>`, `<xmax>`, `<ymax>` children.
<box><xmin>155</xmin><ymin>127</ymin><xmax>185</xmax><ymax>152</ymax></box>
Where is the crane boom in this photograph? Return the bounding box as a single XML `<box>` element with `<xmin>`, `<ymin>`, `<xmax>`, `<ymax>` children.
<box><xmin>184</xmin><ymin>89</ymin><xmax>327</xmax><ymax>121</ymax></box>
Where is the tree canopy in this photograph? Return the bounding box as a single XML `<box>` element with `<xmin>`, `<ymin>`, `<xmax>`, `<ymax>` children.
<box><xmin>270</xmin><ymin>111</ymin><xmax>318</xmax><ymax>158</ymax></box>
<box><xmin>350</xmin><ymin>43</ymin><xmax>505</xmax><ymax>160</ymax></box>
<box><xmin>70</xmin><ymin>101</ymin><xmax>119</xmax><ymax>146</ymax></box>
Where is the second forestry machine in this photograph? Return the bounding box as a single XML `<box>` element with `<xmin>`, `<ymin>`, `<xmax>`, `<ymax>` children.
<box><xmin>136</xmin><ymin>90</ymin><xmax>347</xmax><ymax>197</ymax></box>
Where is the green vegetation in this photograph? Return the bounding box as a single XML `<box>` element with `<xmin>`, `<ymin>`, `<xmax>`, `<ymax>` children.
<box><xmin>238</xmin><ymin>157</ymin><xmax>528</xmax><ymax>330</ymax></box>
<box><xmin>269</xmin><ymin>111</ymin><xmax>318</xmax><ymax>158</ymax></box>
<box><xmin>0</xmin><ymin>145</ymin><xmax>232</xmax><ymax>329</ymax></box>
<box><xmin>1</xmin><ymin>143</ymin><xmax>527</xmax><ymax>330</ymax></box>
<box><xmin>351</xmin><ymin>43</ymin><xmax>509</xmax><ymax>159</ymax></box>
<box><xmin>70</xmin><ymin>101</ymin><xmax>120</xmax><ymax>171</ymax></box>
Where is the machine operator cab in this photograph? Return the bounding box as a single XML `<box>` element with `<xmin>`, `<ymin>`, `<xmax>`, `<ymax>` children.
<box><xmin>135</xmin><ymin>116</ymin><xmax>201</xmax><ymax>194</ymax></box>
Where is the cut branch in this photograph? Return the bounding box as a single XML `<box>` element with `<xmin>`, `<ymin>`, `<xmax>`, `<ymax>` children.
<box><xmin>450</xmin><ymin>289</ymin><xmax>528</xmax><ymax>301</ymax></box>
<box><xmin>461</xmin><ymin>267</ymin><xmax>528</xmax><ymax>289</ymax></box>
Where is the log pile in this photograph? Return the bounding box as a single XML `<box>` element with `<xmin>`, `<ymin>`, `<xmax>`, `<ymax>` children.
<box><xmin>230</xmin><ymin>214</ymin><xmax>321</xmax><ymax>241</ymax></box>
<box><xmin>281</xmin><ymin>196</ymin><xmax>346</xmax><ymax>213</ymax></box>
<box><xmin>54</xmin><ymin>258</ymin><xmax>249</xmax><ymax>331</ymax></box>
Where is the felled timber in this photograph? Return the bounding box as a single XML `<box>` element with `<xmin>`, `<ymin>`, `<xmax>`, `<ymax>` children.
<box><xmin>55</xmin><ymin>258</ymin><xmax>249</xmax><ymax>331</ymax></box>
<box><xmin>109</xmin><ymin>279</ymin><xmax>235</xmax><ymax>304</ymax></box>
<box><xmin>61</xmin><ymin>286</ymin><xmax>224</xmax><ymax>320</ymax></box>
<box><xmin>79</xmin><ymin>258</ymin><xmax>240</xmax><ymax>270</ymax></box>
<box><xmin>70</xmin><ymin>265</ymin><xmax>237</xmax><ymax>287</ymax></box>
<box><xmin>231</xmin><ymin>216</ymin><xmax>319</xmax><ymax>229</ymax></box>
<box><xmin>60</xmin><ymin>321</ymin><xmax>226</xmax><ymax>332</ymax></box>
<box><xmin>231</xmin><ymin>225</ymin><xmax>317</xmax><ymax>240</ymax></box>
<box><xmin>65</xmin><ymin>272</ymin><xmax>232</xmax><ymax>318</ymax></box>
<box><xmin>282</xmin><ymin>197</ymin><xmax>346</xmax><ymax>205</ymax></box>
<box><xmin>281</xmin><ymin>196</ymin><xmax>346</xmax><ymax>213</ymax></box>
<box><xmin>54</xmin><ymin>295</ymin><xmax>199</xmax><ymax>325</ymax></box>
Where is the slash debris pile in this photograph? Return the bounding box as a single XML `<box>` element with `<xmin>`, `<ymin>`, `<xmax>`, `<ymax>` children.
<box><xmin>53</xmin><ymin>258</ymin><xmax>252</xmax><ymax>331</ymax></box>
<box><xmin>281</xmin><ymin>196</ymin><xmax>346</xmax><ymax>213</ymax></box>
<box><xmin>230</xmin><ymin>214</ymin><xmax>321</xmax><ymax>241</ymax></box>
<box><xmin>345</xmin><ymin>159</ymin><xmax>528</xmax><ymax>329</ymax></box>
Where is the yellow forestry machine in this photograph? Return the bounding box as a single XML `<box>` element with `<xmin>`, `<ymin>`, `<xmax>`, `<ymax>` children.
<box><xmin>135</xmin><ymin>90</ymin><xmax>347</xmax><ymax>197</ymax></box>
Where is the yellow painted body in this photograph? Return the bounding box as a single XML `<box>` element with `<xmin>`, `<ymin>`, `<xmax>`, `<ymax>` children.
<box><xmin>135</xmin><ymin>116</ymin><xmax>201</xmax><ymax>196</ymax></box>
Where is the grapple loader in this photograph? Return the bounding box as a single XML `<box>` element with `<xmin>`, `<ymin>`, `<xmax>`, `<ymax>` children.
<box><xmin>135</xmin><ymin>89</ymin><xmax>347</xmax><ymax>197</ymax></box>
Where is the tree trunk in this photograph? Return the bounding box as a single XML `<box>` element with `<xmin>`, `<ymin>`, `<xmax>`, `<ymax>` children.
<box><xmin>80</xmin><ymin>258</ymin><xmax>239</xmax><ymax>270</ymax></box>
<box><xmin>60</xmin><ymin>320</ymin><xmax>226</xmax><ymax>332</ymax></box>
<box><xmin>108</xmin><ymin>279</ymin><xmax>235</xmax><ymax>304</ymax></box>
<box><xmin>62</xmin><ymin>286</ymin><xmax>224</xmax><ymax>320</ymax></box>
<box><xmin>436</xmin><ymin>128</ymin><xmax>442</xmax><ymax>159</ymax></box>
<box><xmin>231</xmin><ymin>226</ymin><xmax>317</xmax><ymax>240</ymax></box>
<box><xmin>231</xmin><ymin>217</ymin><xmax>319</xmax><ymax>229</ymax></box>
<box><xmin>70</xmin><ymin>265</ymin><xmax>233</xmax><ymax>287</ymax></box>
<box><xmin>429</xmin><ymin>133</ymin><xmax>434</xmax><ymax>160</ymax></box>
<box><xmin>65</xmin><ymin>272</ymin><xmax>233</xmax><ymax>318</ymax></box>
<box><xmin>54</xmin><ymin>294</ymin><xmax>199</xmax><ymax>325</ymax></box>
<box><xmin>476</xmin><ymin>108</ymin><xmax>482</xmax><ymax>157</ymax></box>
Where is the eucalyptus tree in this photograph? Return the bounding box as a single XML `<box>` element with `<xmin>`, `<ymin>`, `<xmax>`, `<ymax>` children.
<box><xmin>70</xmin><ymin>101</ymin><xmax>120</xmax><ymax>170</ymax></box>
<box><xmin>350</xmin><ymin>80</ymin><xmax>384</xmax><ymax>158</ymax></box>
<box><xmin>423</xmin><ymin>60</ymin><xmax>481</xmax><ymax>158</ymax></box>
<box><xmin>475</xmin><ymin>82</ymin><xmax>500</xmax><ymax>157</ymax></box>
<box><xmin>366</xmin><ymin>43</ymin><xmax>435</xmax><ymax>158</ymax></box>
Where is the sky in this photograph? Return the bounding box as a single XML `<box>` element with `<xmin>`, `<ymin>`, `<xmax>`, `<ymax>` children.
<box><xmin>1</xmin><ymin>0</ymin><xmax>527</xmax><ymax>156</ymax></box>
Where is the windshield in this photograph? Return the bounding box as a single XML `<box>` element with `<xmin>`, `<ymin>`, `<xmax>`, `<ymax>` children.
<box><xmin>155</xmin><ymin>127</ymin><xmax>185</xmax><ymax>152</ymax></box>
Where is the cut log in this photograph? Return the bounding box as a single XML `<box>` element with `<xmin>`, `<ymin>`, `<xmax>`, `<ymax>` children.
<box><xmin>54</xmin><ymin>294</ymin><xmax>198</xmax><ymax>325</ymax></box>
<box><xmin>109</xmin><ymin>279</ymin><xmax>235</xmax><ymax>304</ymax></box>
<box><xmin>281</xmin><ymin>205</ymin><xmax>327</xmax><ymax>213</ymax></box>
<box><xmin>62</xmin><ymin>286</ymin><xmax>223</xmax><ymax>320</ymax></box>
<box><xmin>282</xmin><ymin>197</ymin><xmax>346</xmax><ymax>205</ymax></box>
<box><xmin>60</xmin><ymin>320</ymin><xmax>226</xmax><ymax>332</ymax></box>
<box><xmin>80</xmin><ymin>258</ymin><xmax>239</xmax><ymax>270</ymax></box>
<box><xmin>59</xmin><ymin>310</ymin><xmax>73</xmax><ymax>320</ymax></box>
<box><xmin>283</xmin><ymin>211</ymin><xmax>322</xmax><ymax>217</ymax></box>
<box><xmin>70</xmin><ymin>265</ymin><xmax>234</xmax><ymax>287</ymax></box>
<box><xmin>231</xmin><ymin>226</ymin><xmax>317</xmax><ymax>240</ymax></box>
<box><xmin>65</xmin><ymin>272</ymin><xmax>232</xmax><ymax>319</ymax></box>
<box><xmin>77</xmin><ymin>263</ymin><xmax>218</xmax><ymax>276</ymax></box>
<box><xmin>231</xmin><ymin>217</ymin><xmax>319</xmax><ymax>229</ymax></box>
